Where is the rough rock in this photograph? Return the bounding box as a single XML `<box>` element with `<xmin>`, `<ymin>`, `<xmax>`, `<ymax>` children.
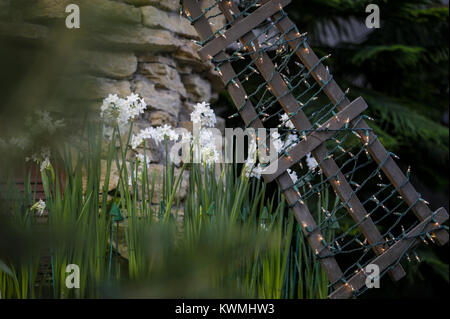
<box><xmin>79</xmin><ymin>51</ymin><xmax>137</xmax><ymax>79</ymax></box>
<box><xmin>174</xmin><ymin>40</ymin><xmax>210</xmax><ymax>72</ymax></box>
<box><xmin>137</xmin><ymin>54</ymin><xmax>176</xmax><ymax>66</ymax></box>
<box><xmin>22</xmin><ymin>0</ymin><xmax>70</xmax><ymax>20</ymax></box>
<box><xmin>24</xmin><ymin>0</ymin><xmax>142</xmax><ymax>24</ymax></box>
<box><xmin>66</xmin><ymin>76</ymin><xmax>131</xmax><ymax>100</ymax></box>
<box><xmin>179</xmin><ymin>102</ymin><xmax>196</xmax><ymax>123</ymax></box>
<box><xmin>139</xmin><ymin>62</ymin><xmax>187</xmax><ymax>97</ymax></box>
<box><xmin>182</xmin><ymin>74</ymin><xmax>212</xmax><ymax>103</ymax></box>
<box><xmin>141</xmin><ymin>6</ymin><xmax>197</xmax><ymax>39</ymax></box>
<box><xmin>88</xmin><ymin>25</ymin><xmax>181</xmax><ymax>52</ymax></box>
<box><xmin>148</xmin><ymin>111</ymin><xmax>178</xmax><ymax>127</ymax></box>
<box><xmin>124</xmin><ymin>0</ymin><xmax>179</xmax><ymax>11</ymax></box>
<box><xmin>205</xmin><ymin>65</ymin><xmax>225</xmax><ymax>93</ymax></box>
<box><xmin>133</xmin><ymin>76</ymin><xmax>181</xmax><ymax>117</ymax></box>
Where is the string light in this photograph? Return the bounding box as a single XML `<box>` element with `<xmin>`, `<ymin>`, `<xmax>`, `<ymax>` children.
<box><xmin>181</xmin><ymin>1</ymin><xmax>442</xmax><ymax>298</ymax></box>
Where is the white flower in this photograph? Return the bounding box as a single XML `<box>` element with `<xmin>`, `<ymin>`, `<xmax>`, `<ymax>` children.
<box><xmin>100</xmin><ymin>93</ymin><xmax>147</xmax><ymax>138</ymax></box>
<box><xmin>31</xmin><ymin>199</ymin><xmax>46</xmax><ymax>216</ymax></box>
<box><xmin>131</xmin><ymin>124</ymin><xmax>179</xmax><ymax>150</ymax></box>
<box><xmin>40</xmin><ymin>157</ymin><xmax>51</xmax><ymax>172</ymax></box>
<box><xmin>136</xmin><ymin>153</ymin><xmax>150</xmax><ymax>168</ymax></box>
<box><xmin>27</xmin><ymin>147</ymin><xmax>51</xmax><ymax>164</ymax></box>
<box><xmin>271</xmin><ymin>131</ymin><xmax>284</xmax><ymax>153</ymax></box>
<box><xmin>159</xmin><ymin>124</ymin><xmax>179</xmax><ymax>142</ymax></box>
<box><xmin>193</xmin><ymin>128</ymin><xmax>220</xmax><ymax>165</ymax></box>
<box><xmin>181</xmin><ymin>131</ymin><xmax>192</xmax><ymax>144</ymax></box>
<box><xmin>245</xmin><ymin>162</ymin><xmax>263</xmax><ymax>179</ymax></box>
<box><xmin>284</xmin><ymin>133</ymin><xmax>299</xmax><ymax>151</ymax></box>
<box><xmin>306</xmin><ymin>153</ymin><xmax>319</xmax><ymax>171</ymax></box>
<box><xmin>191</xmin><ymin>102</ymin><xmax>216</xmax><ymax>128</ymax></box>
<box><xmin>287</xmin><ymin>168</ymin><xmax>298</xmax><ymax>184</ymax></box>
<box><xmin>280</xmin><ymin>113</ymin><xmax>295</xmax><ymax>129</ymax></box>
<box><xmin>202</xmin><ymin>144</ymin><xmax>220</xmax><ymax>164</ymax></box>
<box><xmin>131</xmin><ymin>127</ymin><xmax>156</xmax><ymax>149</ymax></box>
<box><xmin>126</xmin><ymin>93</ymin><xmax>147</xmax><ymax>118</ymax></box>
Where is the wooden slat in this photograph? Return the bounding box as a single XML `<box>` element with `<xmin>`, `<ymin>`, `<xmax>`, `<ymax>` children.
<box><xmin>268</xmin><ymin>10</ymin><xmax>449</xmax><ymax>246</ymax></box>
<box><xmin>277</xmin><ymin>171</ymin><xmax>345</xmax><ymax>286</ymax></box>
<box><xmin>329</xmin><ymin>207</ymin><xmax>449</xmax><ymax>299</ymax></box>
<box><xmin>262</xmin><ymin>96</ymin><xmax>368</xmax><ymax>183</ymax></box>
<box><xmin>198</xmin><ymin>0</ymin><xmax>291</xmax><ymax>60</ymax></box>
<box><xmin>183</xmin><ymin>0</ymin><xmax>345</xmax><ymax>289</ymax></box>
<box><xmin>220</xmin><ymin>1</ymin><xmax>406</xmax><ymax>282</ymax></box>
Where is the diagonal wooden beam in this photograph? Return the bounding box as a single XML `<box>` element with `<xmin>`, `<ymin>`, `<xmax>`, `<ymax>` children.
<box><xmin>329</xmin><ymin>207</ymin><xmax>449</xmax><ymax>299</ymax></box>
<box><xmin>198</xmin><ymin>0</ymin><xmax>291</xmax><ymax>60</ymax></box>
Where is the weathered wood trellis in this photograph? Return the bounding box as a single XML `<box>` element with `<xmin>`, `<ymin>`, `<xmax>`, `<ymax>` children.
<box><xmin>181</xmin><ymin>0</ymin><xmax>449</xmax><ymax>298</ymax></box>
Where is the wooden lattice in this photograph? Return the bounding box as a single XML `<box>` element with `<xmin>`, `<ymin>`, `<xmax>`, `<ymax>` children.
<box><xmin>181</xmin><ymin>0</ymin><xmax>449</xmax><ymax>299</ymax></box>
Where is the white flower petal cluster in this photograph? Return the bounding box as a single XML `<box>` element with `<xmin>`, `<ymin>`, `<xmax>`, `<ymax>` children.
<box><xmin>101</xmin><ymin>93</ymin><xmax>147</xmax><ymax>138</ymax></box>
<box><xmin>191</xmin><ymin>102</ymin><xmax>216</xmax><ymax>128</ymax></box>
<box><xmin>287</xmin><ymin>168</ymin><xmax>298</xmax><ymax>184</ymax></box>
<box><xmin>280</xmin><ymin>113</ymin><xmax>295</xmax><ymax>129</ymax></box>
<box><xmin>278</xmin><ymin>113</ymin><xmax>300</xmax><ymax>153</ymax></box>
<box><xmin>284</xmin><ymin>133</ymin><xmax>299</xmax><ymax>151</ymax></box>
<box><xmin>25</xmin><ymin>147</ymin><xmax>52</xmax><ymax>172</ymax></box>
<box><xmin>31</xmin><ymin>199</ymin><xmax>46</xmax><ymax>216</ymax></box>
<box><xmin>131</xmin><ymin>125</ymin><xmax>180</xmax><ymax>150</ymax></box>
<box><xmin>245</xmin><ymin>162</ymin><xmax>263</xmax><ymax>179</ymax></box>
<box><xmin>271</xmin><ymin>131</ymin><xmax>284</xmax><ymax>153</ymax></box>
<box><xmin>244</xmin><ymin>138</ymin><xmax>263</xmax><ymax>179</ymax></box>
<box><xmin>40</xmin><ymin>157</ymin><xmax>51</xmax><ymax>172</ymax></box>
<box><xmin>195</xmin><ymin>128</ymin><xmax>220</xmax><ymax>165</ymax></box>
<box><xmin>136</xmin><ymin>153</ymin><xmax>150</xmax><ymax>168</ymax></box>
<box><xmin>181</xmin><ymin>131</ymin><xmax>193</xmax><ymax>143</ymax></box>
<box><xmin>306</xmin><ymin>152</ymin><xmax>319</xmax><ymax>171</ymax></box>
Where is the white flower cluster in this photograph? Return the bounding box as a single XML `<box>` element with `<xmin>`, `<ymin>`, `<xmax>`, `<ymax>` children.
<box><xmin>190</xmin><ymin>102</ymin><xmax>217</xmax><ymax>128</ymax></box>
<box><xmin>287</xmin><ymin>168</ymin><xmax>298</xmax><ymax>183</ymax></box>
<box><xmin>100</xmin><ymin>93</ymin><xmax>147</xmax><ymax>138</ymax></box>
<box><xmin>306</xmin><ymin>152</ymin><xmax>319</xmax><ymax>171</ymax></box>
<box><xmin>26</xmin><ymin>147</ymin><xmax>52</xmax><ymax>172</ymax></box>
<box><xmin>191</xmin><ymin>102</ymin><xmax>220</xmax><ymax>164</ymax></box>
<box><xmin>278</xmin><ymin>113</ymin><xmax>320</xmax><ymax>172</ymax></box>
<box><xmin>130</xmin><ymin>102</ymin><xmax>219</xmax><ymax>165</ymax></box>
<box><xmin>244</xmin><ymin>138</ymin><xmax>263</xmax><ymax>179</ymax></box>
<box><xmin>31</xmin><ymin>199</ymin><xmax>46</xmax><ymax>216</ymax></box>
<box><xmin>131</xmin><ymin>125</ymin><xmax>180</xmax><ymax>149</ymax></box>
<box><xmin>195</xmin><ymin>127</ymin><xmax>220</xmax><ymax>164</ymax></box>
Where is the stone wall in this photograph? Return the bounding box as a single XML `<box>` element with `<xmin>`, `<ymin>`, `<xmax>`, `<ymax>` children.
<box><xmin>0</xmin><ymin>0</ymin><xmax>225</xmax><ymax>203</ymax></box>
